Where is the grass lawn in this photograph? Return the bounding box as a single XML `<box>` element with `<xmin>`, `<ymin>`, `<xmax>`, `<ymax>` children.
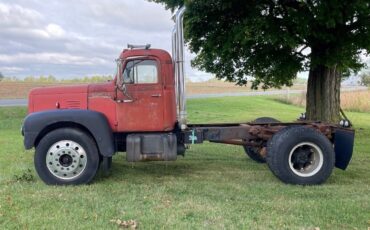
<box><xmin>0</xmin><ymin>96</ymin><xmax>369</xmax><ymax>229</ymax></box>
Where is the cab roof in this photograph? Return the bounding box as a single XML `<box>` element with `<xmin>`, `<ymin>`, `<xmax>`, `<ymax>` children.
<box><xmin>119</xmin><ymin>48</ymin><xmax>173</xmax><ymax>64</ymax></box>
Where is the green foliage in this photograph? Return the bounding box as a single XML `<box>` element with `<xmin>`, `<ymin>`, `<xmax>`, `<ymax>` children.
<box><xmin>0</xmin><ymin>72</ymin><xmax>4</xmax><ymax>81</ymax></box>
<box><xmin>360</xmin><ymin>72</ymin><xmax>370</xmax><ymax>86</ymax></box>
<box><xmin>151</xmin><ymin>0</ymin><xmax>370</xmax><ymax>89</ymax></box>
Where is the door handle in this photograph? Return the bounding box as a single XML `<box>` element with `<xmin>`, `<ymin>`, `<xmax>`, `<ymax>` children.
<box><xmin>117</xmin><ymin>99</ymin><xmax>134</xmax><ymax>103</ymax></box>
<box><xmin>151</xmin><ymin>94</ymin><xmax>161</xmax><ymax>97</ymax></box>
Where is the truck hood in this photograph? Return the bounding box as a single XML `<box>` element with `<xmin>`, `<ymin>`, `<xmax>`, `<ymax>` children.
<box><xmin>29</xmin><ymin>84</ymin><xmax>89</xmax><ymax>113</ymax></box>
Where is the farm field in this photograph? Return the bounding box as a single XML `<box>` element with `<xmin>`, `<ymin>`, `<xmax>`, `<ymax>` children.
<box><xmin>0</xmin><ymin>80</ymin><xmax>306</xmax><ymax>99</ymax></box>
<box><xmin>276</xmin><ymin>90</ymin><xmax>370</xmax><ymax>113</ymax></box>
<box><xmin>186</xmin><ymin>80</ymin><xmax>305</xmax><ymax>95</ymax></box>
<box><xmin>0</xmin><ymin>82</ymin><xmax>84</xmax><ymax>99</ymax></box>
<box><xmin>0</xmin><ymin>96</ymin><xmax>369</xmax><ymax>229</ymax></box>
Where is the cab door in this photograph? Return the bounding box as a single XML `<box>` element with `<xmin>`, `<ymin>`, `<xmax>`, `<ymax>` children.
<box><xmin>116</xmin><ymin>58</ymin><xmax>164</xmax><ymax>132</ymax></box>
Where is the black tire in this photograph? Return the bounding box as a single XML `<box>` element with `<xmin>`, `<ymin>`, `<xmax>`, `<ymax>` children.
<box><xmin>34</xmin><ymin>128</ymin><xmax>100</xmax><ymax>185</ymax></box>
<box><xmin>251</xmin><ymin>117</ymin><xmax>280</xmax><ymax>124</ymax></box>
<box><xmin>243</xmin><ymin>146</ymin><xmax>267</xmax><ymax>163</ymax></box>
<box><xmin>243</xmin><ymin>117</ymin><xmax>280</xmax><ymax>163</ymax></box>
<box><xmin>266</xmin><ymin>126</ymin><xmax>335</xmax><ymax>185</ymax></box>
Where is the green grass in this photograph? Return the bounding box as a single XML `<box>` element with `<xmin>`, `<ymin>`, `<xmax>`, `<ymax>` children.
<box><xmin>1</xmin><ymin>96</ymin><xmax>369</xmax><ymax>229</ymax></box>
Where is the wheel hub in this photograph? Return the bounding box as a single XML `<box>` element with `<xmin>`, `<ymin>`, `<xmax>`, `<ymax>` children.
<box><xmin>46</xmin><ymin>140</ymin><xmax>87</xmax><ymax>180</ymax></box>
<box><xmin>293</xmin><ymin>149</ymin><xmax>311</xmax><ymax>164</ymax></box>
<box><xmin>288</xmin><ymin>142</ymin><xmax>324</xmax><ymax>177</ymax></box>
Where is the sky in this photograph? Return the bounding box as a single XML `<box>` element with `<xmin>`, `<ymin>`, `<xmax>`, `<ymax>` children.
<box><xmin>0</xmin><ymin>1</ymin><xmax>368</xmax><ymax>82</ymax></box>
<box><xmin>0</xmin><ymin>0</ymin><xmax>212</xmax><ymax>81</ymax></box>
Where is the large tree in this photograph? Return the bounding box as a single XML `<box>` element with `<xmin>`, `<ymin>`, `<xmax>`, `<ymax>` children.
<box><xmin>152</xmin><ymin>0</ymin><xmax>370</xmax><ymax>122</ymax></box>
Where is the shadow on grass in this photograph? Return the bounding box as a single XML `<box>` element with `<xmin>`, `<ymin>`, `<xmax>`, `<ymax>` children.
<box><xmin>93</xmin><ymin>151</ymin><xmax>270</xmax><ymax>185</ymax></box>
<box><xmin>94</xmin><ymin>160</ymin><xmax>196</xmax><ymax>183</ymax></box>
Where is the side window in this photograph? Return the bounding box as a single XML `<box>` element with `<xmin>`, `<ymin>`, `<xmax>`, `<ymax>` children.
<box><xmin>122</xmin><ymin>60</ymin><xmax>158</xmax><ymax>84</ymax></box>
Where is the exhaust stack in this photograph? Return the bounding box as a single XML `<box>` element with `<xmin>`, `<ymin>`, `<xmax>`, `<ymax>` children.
<box><xmin>172</xmin><ymin>6</ymin><xmax>187</xmax><ymax>130</ymax></box>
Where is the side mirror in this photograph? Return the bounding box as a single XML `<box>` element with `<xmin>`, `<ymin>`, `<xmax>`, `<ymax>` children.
<box><xmin>115</xmin><ymin>59</ymin><xmax>134</xmax><ymax>101</ymax></box>
<box><xmin>115</xmin><ymin>59</ymin><xmax>124</xmax><ymax>90</ymax></box>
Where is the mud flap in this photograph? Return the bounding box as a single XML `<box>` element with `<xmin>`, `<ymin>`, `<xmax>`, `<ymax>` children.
<box><xmin>334</xmin><ymin>129</ymin><xmax>355</xmax><ymax>170</ymax></box>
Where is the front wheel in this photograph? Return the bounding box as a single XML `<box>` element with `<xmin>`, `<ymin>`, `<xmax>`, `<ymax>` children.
<box><xmin>34</xmin><ymin>128</ymin><xmax>100</xmax><ymax>185</ymax></box>
<box><xmin>266</xmin><ymin>126</ymin><xmax>335</xmax><ymax>185</ymax></box>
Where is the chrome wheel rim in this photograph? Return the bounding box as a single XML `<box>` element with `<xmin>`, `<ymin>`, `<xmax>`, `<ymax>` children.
<box><xmin>46</xmin><ymin>140</ymin><xmax>87</xmax><ymax>180</ymax></box>
<box><xmin>288</xmin><ymin>142</ymin><xmax>323</xmax><ymax>177</ymax></box>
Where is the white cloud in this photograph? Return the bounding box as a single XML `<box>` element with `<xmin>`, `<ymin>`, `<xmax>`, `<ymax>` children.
<box><xmin>0</xmin><ymin>66</ymin><xmax>25</xmax><ymax>73</ymax></box>
<box><xmin>0</xmin><ymin>0</ymin><xmax>210</xmax><ymax>79</ymax></box>
<box><xmin>0</xmin><ymin>3</ymin><xmax>43</xmax><ymax>28</ymax></box>
<box><xmin>0</xmin><ymin>53</ymin><xmax>108</xmax><ymax>66</ymax></box>
<box><xmin>1</xmin><ymin>27</ymin><xmax>49</xmax><ymax>39</ymax></box>
<box><xmin>86</xmin><ymin>0</ymin><xmax>173</xmax><ymax>32</ymax></box>
<box><xmin>46</xmin><ymin>23</ymin><xmax>65</xmax><ymax>38</ymax></box>
<box><xmin>0</xmin><ymin>3</ymin><xmax>66</xmax><ymax>40</ymax></box>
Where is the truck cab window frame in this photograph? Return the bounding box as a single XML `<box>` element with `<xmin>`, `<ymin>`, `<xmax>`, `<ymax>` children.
<box><xmin>122</xmin><ymin>59</ymin><xmax>159</xmax><ymax>84</ymax></box>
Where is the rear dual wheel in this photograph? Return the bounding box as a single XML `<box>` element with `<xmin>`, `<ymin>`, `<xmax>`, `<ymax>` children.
<box><xmin>243</xmin><ymin>117</ymin><xmax>280</xmax><ymax>163</ymax></box>
<box><xmin>34</xmin><ymin>128</ymin><xmax>100</xmax><ymax>185</ymax></box>
<box><xmin>266</xmin><ymin>126</ymin><xmax>335</xmax><ymax>185</ymax></box>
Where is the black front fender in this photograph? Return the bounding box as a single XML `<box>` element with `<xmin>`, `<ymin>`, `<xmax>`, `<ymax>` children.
<box><xmin>22</xmin><ymin>110</ymin><xmax>115</xmax><ymax>157</ymax></box>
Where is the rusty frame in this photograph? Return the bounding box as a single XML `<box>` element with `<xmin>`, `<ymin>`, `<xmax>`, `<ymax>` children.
<box><xmin>185</xmin><ymin>121</ymin><xmax>350</xmax><ymax>147</ymax></box>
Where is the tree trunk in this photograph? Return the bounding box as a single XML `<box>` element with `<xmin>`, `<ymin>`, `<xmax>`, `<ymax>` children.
<box><xmin>306</xmin><ymin>64</ymin><xmax>341</xmax><ymax>122</ymax></box>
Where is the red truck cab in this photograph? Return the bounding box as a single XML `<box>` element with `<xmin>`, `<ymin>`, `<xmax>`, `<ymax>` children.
<box><xmin>28</xmin><ymin>48</ymin><xmax>177</xmax><ymax>133</ymax></box>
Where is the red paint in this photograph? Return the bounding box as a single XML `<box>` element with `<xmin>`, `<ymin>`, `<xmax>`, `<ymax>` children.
<box><xmin>87</xmin><ymin>82</ymin><xmax>118</xmax><ymax>131</ymax></box>
<box><xmin>29</xmin><ymin>85</ymin><xmax>88</xmax><ymax>113</ymax></box>
<box><xmin>28</xmin><ymin>48</ymin><xmax>177</xmax><ymax>132</ymax></box>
